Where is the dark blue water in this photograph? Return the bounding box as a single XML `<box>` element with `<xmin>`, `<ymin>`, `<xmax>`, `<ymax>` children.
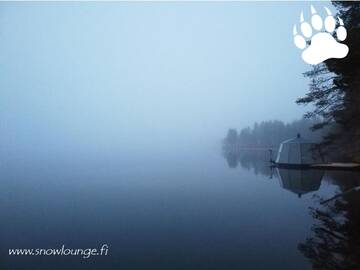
<box><xmin>0</xmin><ymin>148</ymin><xmax>359</xmax><ymax>269</ymax></box>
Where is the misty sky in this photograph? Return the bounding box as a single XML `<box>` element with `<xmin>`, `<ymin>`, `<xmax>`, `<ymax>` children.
<box><xmin>0</xmin><ymin>2</ymin><xmax>335</xmax><ymax>156</ymax></box>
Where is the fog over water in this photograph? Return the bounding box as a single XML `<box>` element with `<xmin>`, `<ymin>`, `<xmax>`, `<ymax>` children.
<box><xmin>0</xmin><ymin>2</ymin><xmax>335</xmax><ymax>160</ymax></box>
<box><xmin>2</xmin><ymin>3</ymin><xmax>360</xmax><ymax>270</ymax></box>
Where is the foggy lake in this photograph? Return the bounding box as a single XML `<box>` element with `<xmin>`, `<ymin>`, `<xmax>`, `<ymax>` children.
<box><xmin>1</xmin><ymin>146</ymin><xmax>358</xmax><ymax>269</ymax></box>
<box><xmin>1</xmin><ymin>2</ymin><xmax>359</xmax><ymax>269</ymax></box>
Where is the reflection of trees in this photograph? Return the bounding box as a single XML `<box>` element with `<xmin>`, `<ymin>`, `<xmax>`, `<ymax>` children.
<box><xmin>222</xmin><ymin>147</ymin><xmax>274</xmax><ymax>177</ymax></box>
<box><xmin>237</xmin><ymin>151</ymin><xmax>273</xmax><ymax>177</ymax></box>
<box><xmin>298</xmin><ymin>171</ymin><xmax>360</xmax><ymax>269</ymax></box>
<box><xmin>224</xmin><ymin>152</ymin><xmax>238</xmax><ymax>168</ymax></box>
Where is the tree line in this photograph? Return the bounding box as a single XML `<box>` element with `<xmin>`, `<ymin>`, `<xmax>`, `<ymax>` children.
<box><xmin>224</xmin><ymin>118</ymin><xmax>325</xmax><ymax>148</ymax></box>
<box><xmin>224</xmin><ymin>2</ymin><xmax>360</xmax><ymax>161</ymax></box>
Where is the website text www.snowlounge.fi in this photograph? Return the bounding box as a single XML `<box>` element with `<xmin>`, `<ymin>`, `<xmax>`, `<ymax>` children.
<box><xmin>8</xmin><ymin>244</ymin><xmax>109</xmax><ymax>259</ymax></box>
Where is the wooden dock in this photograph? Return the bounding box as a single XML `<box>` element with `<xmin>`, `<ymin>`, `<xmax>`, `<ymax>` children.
<box><xmin>311</xmin><ymin>163</ymin><xmax>360</xmax><ymax>171</ymax></box>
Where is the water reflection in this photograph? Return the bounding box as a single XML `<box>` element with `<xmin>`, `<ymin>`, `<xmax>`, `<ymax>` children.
<box><xmin>222</xmin><ymin>147</ymin><xmax>274</xmax><ymax>177</ymax></box>
<box><xmin>222</xmin><ymin>147</ymin><xmax>360</xmax><ymax>269</ymax></box>
<box><xmin>298</xmin><ymin>171</ymin><xmax>360</xmax><ymax>269</ymax></box>
<box><xmin>276</xmin><ymin>168</ymin><xmax>323</xmax><ymax>198</ymax></box>
<box><xmin>222</xmin><ymin>148</ymin><xmax>324</xmax><ymax>197</ymax></box>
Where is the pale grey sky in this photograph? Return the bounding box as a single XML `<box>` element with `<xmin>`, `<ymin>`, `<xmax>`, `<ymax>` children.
<box><xmin>0</xmin><ymin>2</ymin><xmax>334</xmax><ymax>156</ymax></box>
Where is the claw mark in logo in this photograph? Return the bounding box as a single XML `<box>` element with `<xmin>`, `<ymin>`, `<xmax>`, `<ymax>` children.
<box><xmin>293</xmin><ymin>5</ymin><xmax>349</xmax><ymax>65</ymax></box>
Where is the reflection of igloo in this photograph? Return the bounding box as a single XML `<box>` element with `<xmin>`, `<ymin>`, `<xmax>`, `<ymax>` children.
<box><xmin>276</xmin><ymin>168</ymin><xmax>324</xmax><ymax>198</ymax></box>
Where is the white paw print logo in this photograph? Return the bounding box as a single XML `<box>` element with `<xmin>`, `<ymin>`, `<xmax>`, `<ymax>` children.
<box><xmin>293</xmin><ymin>5</ymin><xmax>349</xmax><ymax>65</ymax></box>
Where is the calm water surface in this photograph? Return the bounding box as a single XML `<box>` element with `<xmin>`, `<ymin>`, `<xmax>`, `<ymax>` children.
<box><xmin>0</xmin><ymin>147</ymin><xmax>359</xmax><ymax>269</ymax></box>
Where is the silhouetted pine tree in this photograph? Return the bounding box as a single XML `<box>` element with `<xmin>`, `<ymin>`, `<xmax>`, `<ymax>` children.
<box><xmin>297</xmin><ymin>1</ymin><xmax>360</xmax><ymax>161</ymax></box>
